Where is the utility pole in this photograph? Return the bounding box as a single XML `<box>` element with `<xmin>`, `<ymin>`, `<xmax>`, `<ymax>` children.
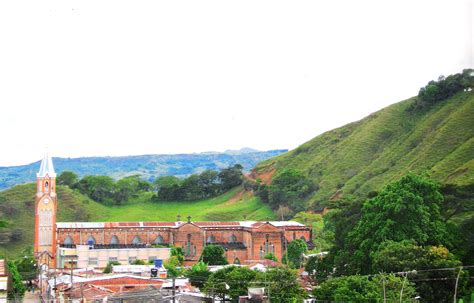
<box><xmin>399</xmin><ymin>272</ymin><xmax>407</xmax><ymax>303</ymax></box>
<box><xmin>454</xmin><ymin>267</ymin><xmax>462</xmax><ymax>303</ymax></box>
<box><xmin>172</xmin><ymin>277</ymin><xmax>176</xmax><ymax>303</ymax></box>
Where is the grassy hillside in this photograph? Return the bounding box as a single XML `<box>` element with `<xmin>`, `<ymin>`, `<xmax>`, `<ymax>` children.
<box><xmin>0</xmin><ymin>185</ymin><xmax>274</xmax><ymax>258</ymax></box>
<box><xmin>254</xmin><ymin>91</ymin><xmax>474</xmax><ymax>206</ymax></box>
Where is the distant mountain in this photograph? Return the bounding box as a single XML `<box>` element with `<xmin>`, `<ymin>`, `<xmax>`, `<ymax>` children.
<box><xmin>0</xmin><ymin>149</ymin><xmax>287</xmax><ymax>190</ymax></box>
<box><xmin>253</xmin><ymin>91</ymin><xmax>474</xmax><ymax>205</ymax></box>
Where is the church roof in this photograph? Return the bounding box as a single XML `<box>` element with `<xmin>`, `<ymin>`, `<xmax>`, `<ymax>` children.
<box><xmin>37</xmin><ymin>152</ymin><xmax>56</xmax><ymax>178</ymax></box>
<box><xmin>56</xmin><ymin>221</ymin><xmax>307</xmax><ymax>229</ymax></box>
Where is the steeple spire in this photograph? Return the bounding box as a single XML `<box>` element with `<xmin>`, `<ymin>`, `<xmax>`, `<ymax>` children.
<box><xmin>37</xmin><ymin>152</ymin><xmax>56</xmax><ymax>178</ymax></box>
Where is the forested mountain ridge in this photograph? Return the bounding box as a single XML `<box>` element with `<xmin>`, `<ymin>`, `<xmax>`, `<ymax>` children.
<box><xmin>0</xmin><ymin>149</ymin><xmax>286</xmax><ymax>190</ymax></box>
<box><xmin>254</xmin><ymin>91</ymin><xmax>474</xmax><ymax>206</ymax></box>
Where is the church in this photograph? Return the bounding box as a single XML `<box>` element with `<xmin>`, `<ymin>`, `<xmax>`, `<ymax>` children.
<box><xmin>34</xmin><ymin>154</ymin><xmax>313</xmax><ymax>268</ymax></box>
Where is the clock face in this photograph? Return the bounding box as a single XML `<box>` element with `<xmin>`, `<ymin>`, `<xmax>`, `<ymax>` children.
<box><xmin>43</xmin><ymin>198</ymin><xmax>49</xmax><ymax>204</ymax></box>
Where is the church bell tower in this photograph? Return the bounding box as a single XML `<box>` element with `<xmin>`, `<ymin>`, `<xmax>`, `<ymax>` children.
<box><xmin>34</xmin><ymin>152</ymin><xmax>58</xmax><ymax>268</ymax></box>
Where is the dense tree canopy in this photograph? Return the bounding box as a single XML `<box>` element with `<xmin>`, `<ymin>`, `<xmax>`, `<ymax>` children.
<box><xmin>414</xmin><ymin>69</ymin><xmax>473</xmax><ymax>109</ymax></box>
<box><xmin>285</xmin><ymin>238</ymin><xmax>307</xmax><ymax>268</ymax></box>
<box><xmin>371</xmin><ymin>241</ymin><xmax>468</xmax><ymax>302</ymax></box>
<box><xmin>314</xmin><ymin>274</ymin><xmax>416</xmax><ymax>302</ymax></box>
<box><xmin>348</xmin><ymin>174</ymin><xmax>448</xmax><ymax>273</ymax></box>
<box><xmin>256</xmin><ymin>168</ymin><xmax>315</xmax><ymax>212</ymax></box>
<box><xmin>153</xmin><ymin>165</ymin><xmax>244</xmax><ymax>202</ymax></box>
<box><xmin>201</xmin><ymin>245</ymin><xmax>228</xmax><ymax>265</ymax></box>
<box><xmin>185</xmin><ymin>261</ymin><xmax>211</xmax><ymax>289</ymax></box>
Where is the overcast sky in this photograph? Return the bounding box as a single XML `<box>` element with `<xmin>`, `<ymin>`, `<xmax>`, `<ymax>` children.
<box><xmin>0</xmin><ymin>0</ymin><xmax>472</xmax><ymax>166</ymax></box>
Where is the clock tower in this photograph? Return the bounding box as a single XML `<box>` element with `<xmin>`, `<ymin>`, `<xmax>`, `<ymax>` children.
<box><xmin>34</xmin><ymin>152</ymin><xmax>58</xmax><ymax>268</ymax></box>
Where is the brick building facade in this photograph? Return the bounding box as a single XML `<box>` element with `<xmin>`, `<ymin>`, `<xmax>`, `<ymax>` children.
<box><xmin>34</xmin><ymin>154</ymin><xmax>312</xmax><ymax>268</ymax></box>
<box><xmin>56</xmin><ymin>218</ymin><xmax>312</xmax><ymax>266</ymax></box>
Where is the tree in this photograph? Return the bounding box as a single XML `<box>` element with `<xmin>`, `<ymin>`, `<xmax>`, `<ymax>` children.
<box><xmin>57</xmin><ymin>171</ymin><xmax>79</xmax><ymax>187</ymax></box>
<box><xmin>286</xmin><ymin>239</ymin><xmax>307</xmax><ymax>268</ymax></box>
<box><xmin>348</xmin><ymin>174</ymin><xmax>448</xmax><ymax>273</ymax></box>
<box><xmin>170</xmin><ymin>246</ymin><xmax>184</xmax><ymax>265</ymax></box>
<box><xmin>204</xmin><ymin>266</ymin><xmax>257</xmax><ymax>302</ymax></box>
<box><xmin>7</xmin><ymin>260</ymin><xmax>26</xmax><ymax>300</ymax></box>
<box><xmin>257</xmin><ymin>168</ymin><xmax>315</xmax><ymax>212</ymax></box>
<box><xmin>201</xmin><ymin>245</ymin><xmax>228</xmax><ymax>265</ymax></box>
<box><xmin>103</xmin><ymin>261</ymin><xmax>121</xmax><ymax>273</ymax></box>
<box><xmin>264</xmin><ymin>252</ymin><xmax>277</xmax><ymax>262</ymax></box>
<box><xmin>75</xmin><ymin>175</ymin><xmax>116</xmax><ymax>204</ymax></box>
<box><xmin>305</xmin><ymin>256</ymin><xmax>333</xmax><ymax>283</ymax></box>
<box><xmin>276</xmin><ymin>205</ymin><xmax>292</xmax><ymax>220</ymax></box>
<box><xmin>313</xmin><ymin>274</ymin><xmax>417</xmax><ymax>302</ymax></box>
<box><xmin>15</xmin><ymin>247</ymin><xmax>37</xmax><ymax>280</ymax></box>
<box><xmin>185</xmin><ymin>261</ymin><xmax>211</xmax><ymax>289</ymax></box>
<box><xmin>154</xmin><ymin>176</ymin><xmax>182</xmax><ymax>201</ymax></box>
<box><xmin>372</xmin><ymin>241</ymin><xmax>468</xmax><ymax>302</ymax></box>
<box><xmin>256</xmin><ymin>266</ymin><xmax>306</xmax><ymax>302</ymax></box>
<box><xmin>164</xmin><ymin>256</ymin><xmax>183</xmax><ymax>278</ymax></box>
<box><xmin>218</xmin><ymin>164</ymin><xmax>243</xmax><ymax>191</ymax></box>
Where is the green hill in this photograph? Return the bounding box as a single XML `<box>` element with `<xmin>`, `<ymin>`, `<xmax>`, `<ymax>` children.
<box><xmin>254</xmin><ymin>91</ymin><xmax>474</xmax><ymax>206</ymax></box>
<box><xmin>0</xmin><ymin>184</ymin><xmax>274</xmax><ymax>258</ymax></box>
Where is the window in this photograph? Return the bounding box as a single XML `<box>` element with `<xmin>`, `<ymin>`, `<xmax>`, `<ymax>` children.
<box><xmin>110</xmin><ymin>235</ymin><xmax>120</xmax><ymax>245</ymax></box>
<box><xmin>87</xmin><ymin>236</ymin><xmax>96</xmax><ymax>245</ymax></box>
<box><xmin>108</xmin><ymin>257</ymin><xmax>118</xmax><ymax>262</ymax></box>
<box><xmin>230</xmin><ymin>234</ymin><xmax>237</xmax><ymax>243</ymax></box>
<box><xmin>132</xmin><ymin>236</ymin><xmax>141</xmax><ymax>245</ymax></box>
<box><xmin>154</xmin><ymin>235</ymin><xmax>164</xmax><ymax>244</ymax></box>
<box><xmin>207</xmin><ymin>235</ymin><xmax>216</xmax><ymax>243</ymax></box>
<box><xmin>293</xmin><ymin>232</ymin><xmax>296</xmax><ymax>240</ymax></box>
<box><xmin>128</xmin><ymin>257</ymin><xmax>137</xmax><ymax>264</ymax></box>
<box><xmin>64</xmin><ymin>236</ymin><xmax>73</xmax><ymax>245</ymax></box>
<box><xmin>88</xmin><ymin>258</ymin><xmax>98</xmax><ymax>266</ymax></box>
<box><xmin>300</xmin><ymin>236</ymin><xmax>306</xmax><ymax>242</ymax></box>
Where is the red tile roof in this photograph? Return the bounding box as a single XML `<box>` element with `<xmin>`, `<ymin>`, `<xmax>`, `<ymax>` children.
<box><xmin>142</xmin><ymin>222</ymin><xmax>175</xmax><ymax>227</ymax></box>
<box><xmin>194</xmin><ymin>221</ymin><xmax>240</xmax><ymax>226</ymax></box>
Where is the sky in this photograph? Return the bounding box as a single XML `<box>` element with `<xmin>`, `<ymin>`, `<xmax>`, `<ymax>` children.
<box><xmin>0</xmin><ymin>0</ymin><xmax>472</xmax><ymax>166</ymax></box>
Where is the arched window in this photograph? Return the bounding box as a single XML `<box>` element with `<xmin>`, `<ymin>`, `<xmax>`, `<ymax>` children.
<box><xmin>300</xmin><ymin>236</ymin><xmax>306</xmax><ymax>242</ymax></box>
<box><xmin>45</xmin><ymin>181</ymin><xmax>49</xmax><ymax>192</ymax></box>
<box><xmin>132</xmin><ymin>236</ymin><xmax>142</xmax><ymax>245</ymax></box>
<box><xmin>64</xmin><ymin>236</ymin><xmax>73</xmax><ymax>245</ymax></box>
<box><xmin>154</xmin><ymin>235</ymin><xmax>164</xmax><ymax>244</ymax></box>
<box><xmin>110</xmin><ymin>235</ymin><xmax>120</xmax><ymax>245</ymax></box>
<box><xmin>293</xmin><ymin>232</ymin><xmax>296</xmax><ymax>240</ymax></box>
<box><xmin>233</xmin><ymin>258</ymin><xmax>241</xmax><ymax>265</ymax></box>
<box><xmin>87</xmin><ymin>236</ymin><xmax>96</xmax><ymax>245</ymax></box>
<box><xmin>230</xmin><ymin>234</ymin><xmax>237</xmax><ymax>243</ymax></box>
<box><xmin>207</xmin><ymin>235</ymin><xmax>216</xmax><ymax>244</ymax></box>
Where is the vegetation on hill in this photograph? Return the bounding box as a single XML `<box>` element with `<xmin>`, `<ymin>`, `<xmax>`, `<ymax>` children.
<box><xmin>254</xmin><ymin>87</ymin><xmax>474</xmax><ymax>209</ymax></box>
<box><xmin>153</xmin><ymin>164</ymin><xmax>244</xmax><ymax>201</ymax></box>
<box><xmin>0</xmin><ymin>149</ymin><xmax>287</xmax><ymax>190</ymax></box>
<box><xmin>57</xmin><ymin>164</ymin><xmax>244</xmax><ymax>205</ymax></box>
<box><xmin>0</xmin><ymin>183</ymin><xmax>274</xmax><ymax>258</ymax></box>
<box><xmin>310</xmin><ymin>174</ymin><xmax>473</xmax><ymax>302</ymax></box>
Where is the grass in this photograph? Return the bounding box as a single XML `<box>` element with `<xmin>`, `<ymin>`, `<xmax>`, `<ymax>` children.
<box><xmin>255</xmin><ymin>91</ymin><xmax>474</xmax><ymax>204</ymax></box>
<box><xmin>105</xmin><ymin>187</ymin><xmax>275</xmax><ymax>222</ymax></box>
<box><xmin>0</xmin><ymin>184</ymin><xmax>274</xmax><ymax>258</ymax></box>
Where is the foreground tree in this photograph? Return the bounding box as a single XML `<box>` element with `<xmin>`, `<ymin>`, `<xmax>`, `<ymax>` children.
<box><xmin>256</xmin><ymin>266</ymin><xmax>306</xmax><ymax>302</ymax></box>
<box><xmin>348</xmin><ymin>174</ymin><xmax>448</xmax><ymax>272</ymax></box>
<box><xmin>185</xmin><ymin>261</ymin><xmax>211</xmax><ymax>289</ymax></box>
<box><xmin>372</xmin><ymin>240</ymin><xmax>468</xmax><ymax>302</ymax></box>
<box><xmin>286</xmin><ymin>238</ymin><xmax>307</xmax><ymax>268</ymax></box>
<box><xmin>201</xmin><ymin>245</ymin><xmax>228</xmax><ymax>265</ymax></box>
<box><xmin>7</xmin><ymin>260</ymin><xmax>26</xmax><ymax>300</ymax></box>
<box><xmin>313</xmin><ymin>274</ymin><xmax>417</xmax><ymax>302</ymax></box>
<box><xmin>204</xmin><ymin>266</ymin><xmax>256</xmax><ymax>302</ymax></box>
